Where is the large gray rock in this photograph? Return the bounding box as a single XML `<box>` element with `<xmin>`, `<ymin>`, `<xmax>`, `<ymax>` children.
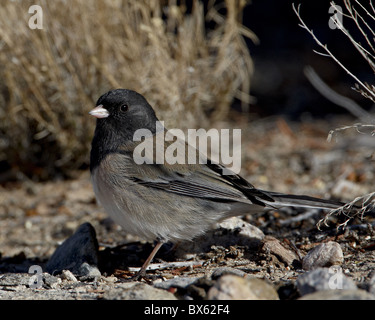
<box><xmin>207</xmin><ymin>275</ymin><xmax>279</xmax><ymax>300</ymax></box>
<box><xmin>297</xmin><ymin>267</ymin><xmax>357</xmax><ymax>296</ymax></box>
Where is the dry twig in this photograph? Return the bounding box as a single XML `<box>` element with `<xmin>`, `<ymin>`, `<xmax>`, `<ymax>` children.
<box><xmin>294</xmin><ymin>1</ymin><xmax>375</xmax><ymax>228</ymax></box>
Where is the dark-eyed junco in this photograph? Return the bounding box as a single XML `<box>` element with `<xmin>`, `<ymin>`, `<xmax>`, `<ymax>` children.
<box><xmin>89</xmin><ymin>89</ymin><xmax>347</xmax><ymax>279</ymax></box>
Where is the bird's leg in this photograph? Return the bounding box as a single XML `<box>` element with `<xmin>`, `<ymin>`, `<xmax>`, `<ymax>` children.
<box><xmin>133</xmin><ymin>240</ymin><xmax>164</xmax><ymax>280</ymax></box>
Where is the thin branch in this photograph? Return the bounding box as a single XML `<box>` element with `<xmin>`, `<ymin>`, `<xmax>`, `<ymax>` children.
<box><xmin>128</xmin><ymin>260</ymin><xmax>205</xmax><ymax>272</ymax></box>
<box><xmin>327</xmin><ymin>123</ymin><xmax>375</xmax><ymax>142</ymax></box>
<box><xmin>304</xmin><ymin>66</ymin><xmax>374</xmax><ymax>122</ymax></box>
<box><xmin>352</xmin><ymin>3</ymin><xmax>375</xmax><ymax>37</ymax></box>
<box><xmin>371</xmin><ymin>1</ymin><xmax>375</xmax><ymax>16</ymax></box>
<box><xmin>340</xmin><ymin>1</ymin><xmax>375</xmax><ymax>71</ymax></box>
<box><xmin>312</xmin><ymin>50</ymin><xmax>331</xmax><ymax>57</ymax></box>
<box><xmin>354</xmin><ymin>0</ymin><xmax>375</xmax><ymax>21</ymax></box>
<box><xmin>293</xmin><ymin>3</ymin><xmax>375</xmax><ymax>102</ymax></box>
<box><xmin>317</xmin><ymin>191</ymin><xmax>375</xmax><ymax>230</ymax></box>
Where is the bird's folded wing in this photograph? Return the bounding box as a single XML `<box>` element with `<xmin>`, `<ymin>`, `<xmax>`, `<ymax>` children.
<box><xmin>108</xmin><ymin>149</ymin><xmax>273</xmax><ymax>206</ymax></box>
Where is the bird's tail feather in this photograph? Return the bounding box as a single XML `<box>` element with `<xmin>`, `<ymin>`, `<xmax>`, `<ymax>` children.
<box><xmin>260</xmin><ymin>190</ymin><xmax>345</xmax><ymax>210</ymax></box>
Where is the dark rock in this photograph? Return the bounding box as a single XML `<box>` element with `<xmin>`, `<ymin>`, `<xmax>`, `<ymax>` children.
<box><xmin>186</xmin><ymin>276</ymin><xmax>215</xmax><ymax>300</ymax></box>
<box><xmin>276</xmin><ymin>281</ymin><xmax>300</xmax><ymax>300</ymax></box>
<box><xmin>46</xmin><ymin>222</ymin><xmax>99</xmax><ymax>276</ymax></box>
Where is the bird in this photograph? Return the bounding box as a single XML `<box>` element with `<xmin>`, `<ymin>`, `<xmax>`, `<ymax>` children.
<box><xmin>89</xmin><ymin>88</ymin><xmax>348</xmax><ymax>279</ymax></box>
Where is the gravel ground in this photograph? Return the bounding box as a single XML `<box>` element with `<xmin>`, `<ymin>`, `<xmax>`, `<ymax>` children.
<box><xmin>1</xmin><ymin>116</ymin><xmax>374</xmax><ymax>300</ymax></box>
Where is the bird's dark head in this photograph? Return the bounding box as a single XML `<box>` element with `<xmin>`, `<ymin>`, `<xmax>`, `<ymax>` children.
<box><xmin>90</xmin><ymin>89</ymin><xmax>159</xmax><ymax>139</ymax></box>
<box><xmin>89</xmin><ymin>89</ymin><xmax>160</xmax><ymax>171</ymax></box>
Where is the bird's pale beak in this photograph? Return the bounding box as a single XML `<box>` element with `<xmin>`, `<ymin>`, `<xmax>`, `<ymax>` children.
<box><xmin>89</xmin><ymin>105</ymin><xmax>109</xmax><ymax>118</ymax></box>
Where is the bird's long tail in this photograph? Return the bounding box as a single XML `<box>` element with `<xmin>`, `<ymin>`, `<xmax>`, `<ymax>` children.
<box><xmin>260</xmin><ymin>190</ymin><xmax>345</xmax><ymax>211</ymax></box>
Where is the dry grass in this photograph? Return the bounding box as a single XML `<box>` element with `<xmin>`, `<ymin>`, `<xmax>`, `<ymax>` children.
<box><xmin>0</xmin><ymin>0</ymin><xmax>256</xmax><ymax>180</ymax></box>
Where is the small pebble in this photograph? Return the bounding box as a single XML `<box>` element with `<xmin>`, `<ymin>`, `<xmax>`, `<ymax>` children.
<box><xmin>78</xmin><ymin>262</ymin><xmax>101</xmax><ymax>278</ymax></box>
<box><xmin>61</xmin><ymin>270</ymin><xmax>78</xmax><ymax>282</ymax></box>
<box><xmin>43</xmin><ymin>273</ymin><xmax>62</xmax><ymax>289</ymax></box>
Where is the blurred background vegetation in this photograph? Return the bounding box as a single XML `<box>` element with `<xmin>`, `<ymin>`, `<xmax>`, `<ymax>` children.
<box><xmin>0</xmin><ymin>0</ymin><xmax>256</xmax><ymax>180</ymax></box>
<box><xmin>0</xmin><ymin>0</ymin><xmax>373</xmax><ymax>181</ymax></box>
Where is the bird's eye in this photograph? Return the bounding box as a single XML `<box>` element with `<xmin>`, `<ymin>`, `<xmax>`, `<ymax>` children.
<box><xmin>120</xmin><ymin>104</ymin><xmax>129</xmax><ymax>112</ymax></box>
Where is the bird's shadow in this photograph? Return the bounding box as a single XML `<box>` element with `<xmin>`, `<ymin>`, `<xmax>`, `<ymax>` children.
<box><xmin>98</xmin><ymin>225</ymin><xmax>263</xmax><ymax>276</ymax></box>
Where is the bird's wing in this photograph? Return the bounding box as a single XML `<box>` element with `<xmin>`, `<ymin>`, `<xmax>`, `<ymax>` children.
<box><xmin>108</xmin><ymin>133</ymin><xmax>274</xmax><ymax>206</ymax></box>
<box><xmin>129</xmin><ymin>163</ymin><xmax>270</xmax><ymax>205</ymax></box>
